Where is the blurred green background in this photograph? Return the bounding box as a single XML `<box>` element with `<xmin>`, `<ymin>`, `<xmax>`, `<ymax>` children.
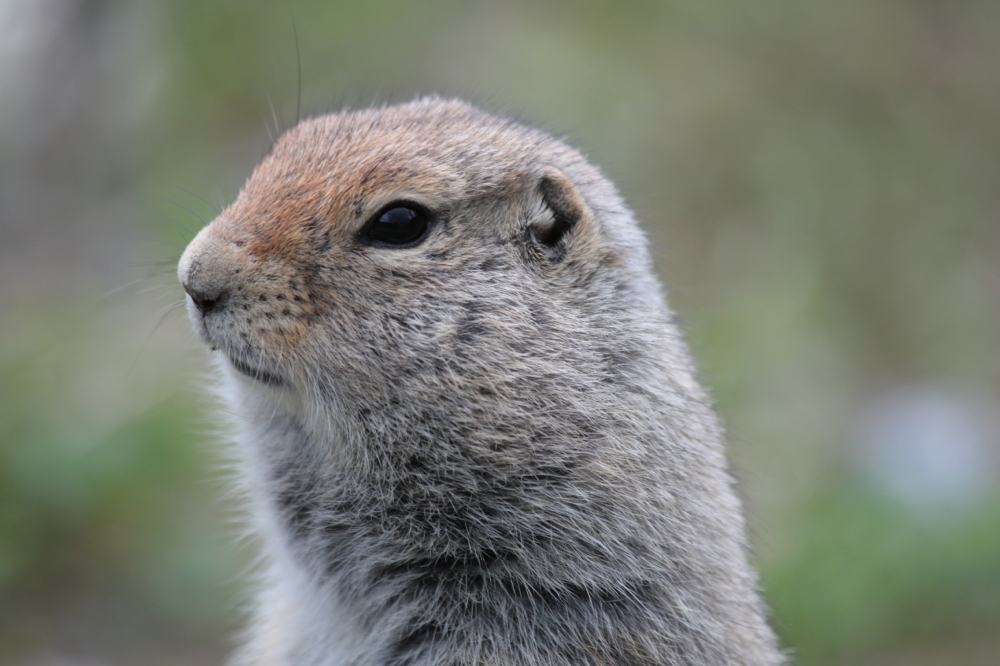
<box><xmin>1</xmin><ymin>1</ymin><xmax>999</xmax><ymax>664</ymax></box>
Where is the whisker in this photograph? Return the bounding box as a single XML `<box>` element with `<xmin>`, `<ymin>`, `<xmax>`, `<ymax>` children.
<box><xmin>115</xmin><ymin>260</ymin><xmax>179</xmax><ymax>269</ymax></box>
<box><xmin>125</xmin><ymin>300</ymin><xmax>186</xmax><ymax>380</ymax></box>
<box><xmin>136</xmin><ymin>283</ymin><xmax>181</xmax><ymax>296</ymax></box>
<box><xmin>292</xmin><ymin>12</ymin><xmax>302</xmax><ymax>126</ymax></box>
<box><xmin>103</xmin><ymin>267</ymin><xmax>179</xmax><ymax>299</ymax></box>
<box><xmin>267</xmin><ymin>93</ymin><xmax>281</xmax><ymax>139</ymax></box>
<box><xmin>124</xmin><ymin>235</ymin><xmax>187</xmax><ymax>250</ymax></box>
<box><xmin>260</xmin><ymin>110</ymin><xmax>276</xmax><ymax>145</ymax></box>
<box><xmin>149</xmin><ymin>196</ymin><xmax>211</xmax><ymax>228</ymax></box>
<box><xmin>163</xmin><ymin>183</ymin><xmax>222</xmax><ymax>216</ymax></box>
<box><xmin>209</xmin><ymin>182</ymin><xmax>228</xmax><ymax>214</ymax></box>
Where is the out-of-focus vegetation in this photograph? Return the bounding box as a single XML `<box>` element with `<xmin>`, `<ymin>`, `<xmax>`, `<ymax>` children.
<box><xmin>1</xmin><ymin>1</ymin><xmax>998</xmax><ymax>664</ymax></box>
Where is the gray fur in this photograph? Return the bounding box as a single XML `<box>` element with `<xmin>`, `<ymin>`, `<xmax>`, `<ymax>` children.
<box><xmin>178</xmin><ymin>98</ymin><xmax>784</xmax><ymax>666</ymax></box>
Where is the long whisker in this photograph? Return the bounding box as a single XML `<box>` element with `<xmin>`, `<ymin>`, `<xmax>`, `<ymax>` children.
<box><xmin>124</xmin><ymin>236</ymin><xmax>186</xmax><ymax>250</ymax></box>
<box><xmin>163</xmin><ymin>183</ymin><xmax>222</xmax><ymax>215</ymax></box>
<box><xmin>149</xmin><ymin>196</ymin><xmax>211</xmax><ymax>228</ymax></box>
<box><xmin>103</xmin><ymin>266</ymin><xmax>180</xmax><ymax>299</ymax></box>
<box><xmin>267</xmin><ymin>93</ymin><xmax>281</xmax><ymax>139</ymax></box>
<box><xmin>292</xmin><ymin>13</ymin><xmax>302</xmax><ymax>126</ymax></box>
<box><xmin>126</xmin><ymin>300</ymin><xmax>186</xmax><ymax>379</ymax></box>
<box><xmin>261</xmin><ymin>110</ymin><xmax>276</xmax><ymax>145</ymax></box>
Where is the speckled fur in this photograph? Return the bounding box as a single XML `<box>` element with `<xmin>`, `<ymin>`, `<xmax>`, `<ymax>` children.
<box><xmin>178</xmin><ymin>98</ymin><xmax>784</xmax><ymax>666</ymax></box>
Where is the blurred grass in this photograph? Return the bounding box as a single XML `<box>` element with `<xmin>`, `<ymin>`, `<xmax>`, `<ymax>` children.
<box><xmin>0</xmin><ymin>306</ymin><xmax>241</xmax><ymax>662</ymax></box>
<box><xmin>1</xmin><ymin>0</ymin><xmax>999</xmax><ymax>664</ymax></box>
<box><xmin>764</xmin><ymin>484</ymin><xmax>1000</xmax><ymax>664</ymax></box>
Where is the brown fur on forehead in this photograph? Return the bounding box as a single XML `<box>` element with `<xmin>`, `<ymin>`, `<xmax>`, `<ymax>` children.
<box><xmin>223</xmin><ymin>99</ymin><xmax>554</xmax><ymax>260</ymax></box>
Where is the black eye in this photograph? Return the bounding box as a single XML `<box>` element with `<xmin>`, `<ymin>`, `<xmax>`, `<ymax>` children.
<box><xmin>362</xmin><ymin>204</ymin><xmax>430</xmax><ymax>246</ymax></box>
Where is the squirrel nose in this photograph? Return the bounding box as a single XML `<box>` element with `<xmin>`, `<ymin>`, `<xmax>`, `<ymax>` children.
<box><xmin>178</xmin><ymin>228</ymin><xmax>239</xmax><ymax>317</ymax></box>
<box><xmin>184</xmin><ymin>283</ymin><xmax>227</xmax><ymax>315</ymax></box>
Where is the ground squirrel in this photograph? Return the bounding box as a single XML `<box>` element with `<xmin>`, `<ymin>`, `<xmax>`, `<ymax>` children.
<box><xmin>178</xmin><ymin>98</ymin><xmax>783</xmax><ymax>666</ymax></box>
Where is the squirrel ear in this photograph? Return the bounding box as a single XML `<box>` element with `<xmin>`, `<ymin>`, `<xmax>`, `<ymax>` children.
<box><xmin>529</xmin><ymin>167</ymin><xmax>590</xmax><ymax>255</ymax></box>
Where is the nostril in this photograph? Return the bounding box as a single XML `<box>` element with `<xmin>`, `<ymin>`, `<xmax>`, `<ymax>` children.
<box><xmin>186</xmin><ymin>287</ymin><xmax>227</xmax><ymax>315</ymax></box>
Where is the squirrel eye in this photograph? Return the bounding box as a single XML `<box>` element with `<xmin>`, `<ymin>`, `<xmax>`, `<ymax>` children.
<box><xmin>362</xmin><ymin>205</ymin><xmax>430</xmax><ymax>246</ymax></box>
